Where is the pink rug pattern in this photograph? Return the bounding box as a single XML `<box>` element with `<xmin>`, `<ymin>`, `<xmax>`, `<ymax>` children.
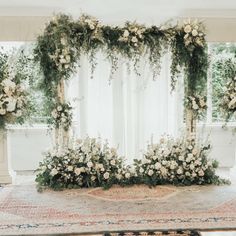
<box><xmin>0</xmin><ymin>184</ymin><xmax>236</xmax><ymax>235</ymax></box>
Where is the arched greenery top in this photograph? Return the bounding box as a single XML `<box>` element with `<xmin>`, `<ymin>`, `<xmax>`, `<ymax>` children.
<box><xmin>34</xmin><ymin>14</ymin><xmax>208</xmax><ymax>100</ymax></box>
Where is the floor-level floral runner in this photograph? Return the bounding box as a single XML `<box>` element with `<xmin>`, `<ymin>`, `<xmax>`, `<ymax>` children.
<box><xmin>0</xmin><ymin>184</ymin><xmax>236</xmax><ymax>235</ymax></box>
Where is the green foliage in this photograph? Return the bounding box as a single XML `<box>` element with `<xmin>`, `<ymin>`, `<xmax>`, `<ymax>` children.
<box><xmin>35</xmin><ymin>136</ymin><xmax>228</xmax><ymax>191</ymax></box>
<box><xmin>34</xmin><ymin>14</ymin><xmax>208</xmax><ymax>98</ymax></box>
<box><xmin>211</xmin><ymin>43</ymin><xmax>236</xmax><ymax>122</ymax></box>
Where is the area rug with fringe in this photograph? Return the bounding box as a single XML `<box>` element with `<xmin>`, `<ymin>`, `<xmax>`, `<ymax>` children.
<box><xmin>0</xmin><ymin>184</ymin><xmax>236</xmax><ymax>235</ymax></box>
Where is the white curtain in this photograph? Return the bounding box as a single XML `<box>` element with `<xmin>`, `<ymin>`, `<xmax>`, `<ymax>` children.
<box><xmin>67</xmin><ymin>52</ymin><xmax>184</xmax><ymax>161</ymax></box>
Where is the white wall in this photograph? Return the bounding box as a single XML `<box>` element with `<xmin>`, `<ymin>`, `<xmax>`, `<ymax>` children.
<box><xmin>7</xmin><ymin>125</ymin><xmax>236</xmax><ymax>172</ymax></box>
<box><xmin>7</xmin><ymin>126</ymin><xmax>52</xmax><ymax>172</ymax></box>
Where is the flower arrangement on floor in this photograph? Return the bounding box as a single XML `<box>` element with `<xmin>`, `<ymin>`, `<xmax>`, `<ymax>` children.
<box><xmin>0</xmin><ymin>52</ymin><xmax>30</xmax><ymax>129</ymax></box>
<box><xmin>36</xmin><ymin>137</ymin><xmax>127</xmax><ymax>190</ymax></box>
<box><xmin>36</xmin><ymin>135</ymin><xmax>228</xmax><ymax>191</ymax></box>
<box><xmin>134</xmin><ymin>135</ymin><xmax>221</xmax><ymax>186</ymax></box>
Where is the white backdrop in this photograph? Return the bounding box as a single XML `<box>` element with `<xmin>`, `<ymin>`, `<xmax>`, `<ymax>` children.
<box><xmin>67</xmin><ymin>52</ymin><xmax>184</xmax><ymax>161</ymax></box>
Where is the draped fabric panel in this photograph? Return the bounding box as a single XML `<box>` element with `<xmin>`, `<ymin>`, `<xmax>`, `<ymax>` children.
<box><xmin>67</xmin><ymin>52</ymin><xmax>184</xmax><ymax>161</ymax></box>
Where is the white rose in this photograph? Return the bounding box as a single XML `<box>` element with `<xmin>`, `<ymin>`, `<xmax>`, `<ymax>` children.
<box><xmin>139</xmin><ymin>167</ymin><xmax>144</xmax><ymax>173</ymax></box>
<box><xmin>192</xmin><ymin>29</ymin><xmax>198</xmax><ymax>36</ymax></box>
<box><xmin>184</xmin><ymin>24</ymin><xmax>192</xmax><ymax>33</ymax></box>
<box><xmin>185</xmin><ymin>171</ymin><xmax>191</xmax><ymax>177</ymax></box>
<box><xmin>170</xmin><ymin>164</ymin><xmax>175</xmax><ymax>170</ymax></box>
<box><xmin>190</xmin><ymin>164</ymin><xmax>195</xmax><ymax>170</ymax></box>
<box><xmin>57</xmin><ymin>106</ymin><xmax>62</xmax><ymax>111</ymax></box>
<box><xmin>148</xmin><ymin>169</ymin><xmax>154</xmax><ymax>176</ymax></box>
<box><xmin>188</xmin><ymin>153</ymin><xmax>193</xmax><ymax>159</ymax></box>
<box><xmin>123</xmin><ymin>30</ymin><xmax>129</xmax><ymax>37</ymax></box>
<box><xmin>198</xmin><ymin>169</ymin><xmax>204</xmax><ymax>177</ymax></box>
<box><xmin>87</xmin><ymin>161</ymin><xmax>93</xmax><ymax>168</ymax></box>
<box><xmin>89</xmin><ymin>23</ymin><xmax>95</xmax><ymax>30</ymax></box>
<box><xmin>50</xmin><ymin>168</ymin><xmax>58</xmax><ymax>176</ymax></box>
<box><xmin>192</xmin><ymin>103</ymin><xmax>199</xmax><ymax>110</ymax></box>
<box><xmin>125</xmin><ymin>172</ymin><xmax>131</xmax><ymax>178</ymax></box>
<box><xmin>75</xmin><ymin>168</ymin><xmax>81</xmax><ymax>175</ymax></box>
<box><xmin>0</xmin><ymin>108</ymin><xmax>6</xmax><ymax>115</ymax></box>
<box><xmin>67</xmin><ymin>166</ymin><xmax>73</xmax><ymax>171</ymax></box>
<box><xmin>110</xmin><ymin>159</ymin><xmax>116</xmax><ymax>166</ymax></box>
<box><xmin>152</xmin><ymin>155</ymin><xmax>158</xmax><ymax>161</ymax></box>
<box><xmin>103</xmin><ymin>172</ymin><xmax>110</xmax><ymax>179</ymax></box>
<box><xmin>155</xmin><ymin>162</ymin><xmax>161</xmax><ymax>170</ymax></box>
<box><xmin>162</xmin><ymin>160</ymin><xmax>167</xmax><ymax>165</ymax></box>
<box><xmin>131</xmin><ymin>36</ymin><xmax>138</xmax><ymax>43</ymax></box>
<box><xmin>177</xmin><ymin>168</ymin><xmax>183</xmax><ymax>175</ymax></box>
<box><xmin>178</xmin><ymin>155</ymin><xmax>184</xmax><ymax>161</ymax></box>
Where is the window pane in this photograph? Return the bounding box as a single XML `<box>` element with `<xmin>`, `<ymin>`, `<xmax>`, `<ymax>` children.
<box><xmin>210</xmin><ymin>42</ymin><xmax>236</xmax><ymax>122</ymax></box>
<box><xmin>0</xmin><ymin>42</ymin><xmax>48</xmax><ymax>124</ymax></box>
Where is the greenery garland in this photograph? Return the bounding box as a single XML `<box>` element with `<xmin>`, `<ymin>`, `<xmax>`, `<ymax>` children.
<box><xmin>34</xmin><ymin>14</ymin><xmax>208</xmax><ymax>95</ymax></box>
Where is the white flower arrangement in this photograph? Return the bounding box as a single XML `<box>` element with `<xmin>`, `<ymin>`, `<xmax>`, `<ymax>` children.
<box><xmin>79</xmin><ymin>14</ymin><xmax>101</xmax><ymax>31</ymax></box>
<box><xmin>36</xmin><ymin>135</ymin><xmax>227</xmax><ymax>191</ymax></box>
<box><xmin>49</xmin><ymin>37</ymin><xmax>72</xmax><ymax>71</ymax></box>
<box><xmin>185</xmin><ymin>95</ymin><xmax>207</xmax><ymax>119</ymax></box>
<box><xmin>182</xmin><ymin>19</ymin><xmax>205</xmax><ymax>49</ymax></box>
<box><xmin>36</xmin><ymin>137</ymin><xmax>126</xmax><ymax>189</ymax></box>
<box><xmin>0</xmin><ymin>76</ymin><xmax>28</xmax><ymax>128</ymax></box>
<box><xmin>49</xmin><ymin>102</ymin><xmax>73</xmax><ymax>131</ymax></box>
<box><xmin>118</xmin><ymin>22</ymin><xmax>145</xmax><ymax>49</ymax></box>
<box><xmin>134</xmin><ymin>135</ymin><xmax>221</xmax><ymax>185</ymax></box>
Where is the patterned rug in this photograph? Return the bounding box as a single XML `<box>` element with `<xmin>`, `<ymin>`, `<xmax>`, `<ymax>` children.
<box><xmin>0</xmin><ymin>184</ymin><xmax>236</xmax><ymax>235</ymax></box>
<box><xmin>105</xmin><ymin>230</ymin><xmax>201</xmax><ymax>235</ymax></box>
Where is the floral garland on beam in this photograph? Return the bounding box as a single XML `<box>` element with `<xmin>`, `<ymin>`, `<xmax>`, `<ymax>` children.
<box><xmin>34</xmin><ymin>14</ymin><xmax>208</xmax><ymax>93</ymax></box>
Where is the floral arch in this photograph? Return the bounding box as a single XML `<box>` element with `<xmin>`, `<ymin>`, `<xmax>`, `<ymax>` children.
<box><xmin>34</xmin><ymin>14</ymin><xmax>228</xmax><ymax>190</ymax></box>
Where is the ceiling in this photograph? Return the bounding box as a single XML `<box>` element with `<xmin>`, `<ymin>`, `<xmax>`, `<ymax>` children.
<box><xmin>0</xmin><ymin>0</ymin><xmax>236</xmax><ymax>24</ymax></box>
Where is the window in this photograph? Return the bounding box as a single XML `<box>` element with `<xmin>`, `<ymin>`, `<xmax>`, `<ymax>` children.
<box><xmin>0</xmin><ymin>42</ymin><xmax>48</xmax><ymax>124</ymax></box>
<box><xmin>207</xmin><ymin>42</ymin><xmax>236</xmax><ymax>124</ymax></box>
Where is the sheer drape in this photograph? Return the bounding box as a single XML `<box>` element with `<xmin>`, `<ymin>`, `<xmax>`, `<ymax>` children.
<box><xmin>67</xmin><ymin>52</ymin><xmax>184</xmax><ymax>161</ymax></box>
